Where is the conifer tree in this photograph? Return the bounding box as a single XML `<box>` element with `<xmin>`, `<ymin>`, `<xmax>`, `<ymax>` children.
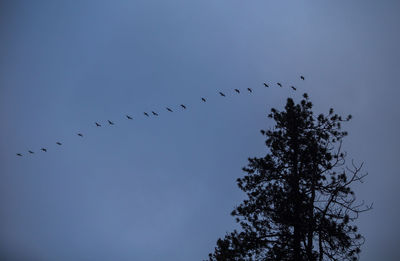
<box><xmin>209</xmin><ymin>94</ymin><xmax>371</xmax><ymax>261</ymax></box>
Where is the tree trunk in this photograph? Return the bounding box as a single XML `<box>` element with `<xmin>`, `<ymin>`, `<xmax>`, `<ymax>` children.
<box><xmin>318</xmin><ymin>231</ymin><xmax>323</xmax><ymax>261</ymax></box>
<box><xmin>292</xmin><ymin>140</ymin><xmax>301</xmax><ymax>260</ymax></box>
<box><xmin>307</xmin><ymin>163</ymin><xmax>317</xmax><ymax>260</ymax></box>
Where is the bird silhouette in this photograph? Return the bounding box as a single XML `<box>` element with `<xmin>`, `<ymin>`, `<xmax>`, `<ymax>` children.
<box><xmin>166</xmin><ymin>107</ymin><xmax>173</xmax><ymax>112</ymax></box>
<box><xmin>126</xmin><ymin>115</ymin><xmax>133</xmax><ymax>120</ymax></box>
<box><xmin>247</xmin><ymin>88</ymin><xmax>252</xmax><ymax>93</ymax></box>
<box><xmin>95</xmin><ymin>122</ymin><xmax>101</xmax><ymax>127</ymax></box>
<box><xmin>234</xmin><ymin>89</ymin><xmax>240</xmax><ymax>94</ymax></box>
<box><xmin>41</xmin><ymin>148</ymin><xmax>47</xmax><ymax>152</ymax></box>
<box><xmin>108</xmin><ymin>120</ymin><xmax>114</xmax><ymax>125</ymax></box>
<box><xmin>201</xmin><ymin>97</ymin><xmax>206</xmax><ymax>102</ymax></box>
<box><xmin>16</xmin><ymin>153</ymin><xmax>22</xmax><ymax>156</ymax></box>
<box><xmin>152</xmin><ymin>111</ymin><xmax>158</xmax><ymax>116</ymax></box>
<box><xmin>300</xmin><ymin>75</ymin><xmax>305</xmax><ymax>80</ymax></box>
<box><xmin>77</xmin><ymin>133</ymin><xmax>83</xmax><ymax>137</ymax></box>
<box><xmin>263</xmin><ymin>83</ymin><xmax>269</xmax><ymax>87</ymax></box>
<box><xmin>277</xmin><ymin>82</ymin><xmax>282</xmax><ymax>87</ymax></box>
<box><xmin>219</xmin><ymin>92</ymin><xmax>226</xmax><ymax>97</ymax></box>
<box><xmin>28</xmin><ymin>150</ymin><xmax>34</xmax><ymax>154</ymax></box>
<box><xmin>56</xmin><ymin>142</ymin><xmax>62</xmax><ymax>145</ymax></box>
<box><xmin>180</xmin><ymin>104</ymin><xmax>187</xmax><ymax>109</ymax></box>
<box><xmin>291</xmin><ymin>86</ymin><xmax>297</xmax><ymax>91</ymax></box>
<box><xmin>144</xmin><ymin>112</ymin><xmax>149</xmax><ymax>117</ymax></box>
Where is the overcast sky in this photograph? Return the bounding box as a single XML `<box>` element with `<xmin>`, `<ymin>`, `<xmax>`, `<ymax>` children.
<box><xmin>1</xmin><ymin>0</ymin><xmax>399</xmax><ymax>260</ymax></box>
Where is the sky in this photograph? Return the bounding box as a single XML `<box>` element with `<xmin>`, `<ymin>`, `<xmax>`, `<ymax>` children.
<box><xmin>0</xmin><ymin>0</ymin><xmax>399</xmax><ymax>260</ymax></box>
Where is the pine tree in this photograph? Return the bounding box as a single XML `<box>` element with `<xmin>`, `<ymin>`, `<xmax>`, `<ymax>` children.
<box><xmin>208</xmin><ymin>94</ymin><xmax>371</xmax><ymax>261</ymax></box>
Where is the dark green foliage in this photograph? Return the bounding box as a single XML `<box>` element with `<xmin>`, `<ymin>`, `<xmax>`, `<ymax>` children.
<box><xmin>208</xmin><ymin>94</ymin><xmax>371</xmax><ymax>261</ymax></box>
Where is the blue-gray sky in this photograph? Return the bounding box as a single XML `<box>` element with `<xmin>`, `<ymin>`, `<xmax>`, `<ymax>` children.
<box><xmin>1</xmin><ymin>0</ymin><xmax>399</xmax><ymax>260</ymax></box>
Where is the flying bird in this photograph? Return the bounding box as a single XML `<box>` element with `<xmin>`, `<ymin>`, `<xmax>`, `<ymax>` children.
<box><xmin>263</xmin><ymin>83</ymin><xmax>269</xmax><ymax>87</ymax></box>
<box><xmin>108</xmin><ymin>120</ymin><xmax>114</xmax><ymax>125</ymax></box>
<box><xmin>277</xmin><ymin>82</ymin><xmax>282</xmax><ymax>87</ymax></box>
<box><xmin>56</xmin><ymin>142</ymin><xmax>62</xmax><ymax>145</ymax></box>
<box><xmin>95</xmin><ymin>122</ymin><xmax>101</xmax><ymax>127</ymax></box>
<box><xmin>180</xmin><ymin>104</ymin><xmax>186</xmax><ymax>109</ymax></box>
<box><xmin>247</xmin><ymin>88</ymin><xmax>252</xmax><ymax>93</ymax></box>
<box><xmin>144</xmin><ymin>112</ymin><xmax>149</xmax><ymax>117</ymax></box>
<box><xmin>300</xmin><ymin>75</ymin><xmax>305</xmax><ymax>80</ymax></box>
<box><xmin>234</xmin><ymin>89</ymin><xmax>240</xmax><ymax>94</ymax></box>
<box><xmin>219</xmin><ymin>92</ymin><xmax>226</xmax><ymax>97</ymax></box>
<box><xmin>28</xmin><ymin>150</ymin><xmax>34</xmax><ymax>154</ymax></box>
<box><xmin>152</xmin><ymin>111</ymin><xmax>158</xmax><ymax>116</ymax></box>
<box><xmin>126</xmin><ymin>115</ymin><xmax>133</xmax><ymax>120</ymax></box>
<box><xmin>16</xmin><ymin>153</ymin><xmax>22</xmax><ymax>156</ymax></box>
<box><xmin>41</xmin><ymin>148</ymin><xmax>47</xmax><ymax>152</ymax></box>
<box><xmin>291</xmin><ymin>86</ymin><xmax>297</xmax><ymax>91</ymax></box>
<box><xmin>201</xmin><ymin>97</ymin><xmax>206</xmax><ymax>102</ymax></box>
<box><xmin>77</xmin><ymin>133</ymin><xmax>83</xmax><ymax>137</ymax></box>
<box><xmin>166</xmin><ymin>107</ymin><xmax>173</xmax><ymax>112</ymax></box>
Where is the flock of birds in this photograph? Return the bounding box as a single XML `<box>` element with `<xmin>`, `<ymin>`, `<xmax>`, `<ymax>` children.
<box><xmin>15</xmin><ymin>76</ymin><xmax>305</xmax><ymax>157</ymax></box>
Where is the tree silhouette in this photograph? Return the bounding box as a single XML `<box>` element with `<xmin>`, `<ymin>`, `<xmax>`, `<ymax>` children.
<box><xmin>208</xmin><ymin>94</ymin><xmax>371</xmax><ymax>261</ymax></box>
